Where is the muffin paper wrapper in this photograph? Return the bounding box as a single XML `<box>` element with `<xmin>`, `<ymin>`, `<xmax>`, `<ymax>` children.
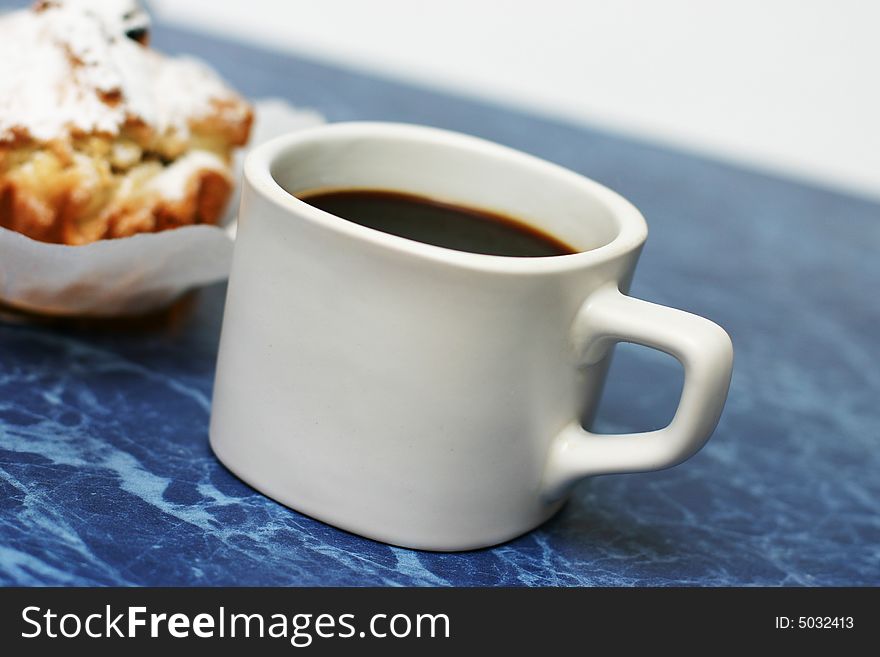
<box><xmin>0</xmin><ymin>99</ymin><xmax>325</xmax><ymax>316</ymax></box>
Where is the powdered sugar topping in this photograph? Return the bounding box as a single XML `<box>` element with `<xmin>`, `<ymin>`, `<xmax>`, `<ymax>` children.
<box><xmin>0</xmin><ymin>0</ymin><xmax>247</xmax><ymax>144</ymax></box>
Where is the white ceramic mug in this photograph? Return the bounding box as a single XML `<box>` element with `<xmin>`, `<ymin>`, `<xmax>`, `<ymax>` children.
<box><xmin>210</xmin><ymin>122</ymin><xmax>733</xmax><ymax>551</ymax></box>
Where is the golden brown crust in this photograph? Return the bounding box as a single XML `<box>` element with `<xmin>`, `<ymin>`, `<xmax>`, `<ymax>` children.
<box><xmin>0</xmin><ymin>144</ymin><xmax>234</xmax><ymax>245</ymax></box>
<box><xmin>109</xmin><ymin>169</ymin><xmax>232</xmax><ymax>239</ymax></box>
<box><xmin>195</xmin><ymin>99</ymin><xmax>255</xmax><ymax>148</ymax></box>
<box><xmin>1</xmin><ymin>181</ymin><xmax>62</xmax><ymax>243</ymax></box>
<box><xmin>0</xmin><ymin>90</ymin><xmax>250</xmax><ymax>245</ymax></box>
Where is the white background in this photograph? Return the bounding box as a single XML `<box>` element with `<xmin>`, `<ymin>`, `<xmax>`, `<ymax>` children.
<box><xmin>151</xmin><ymin>0</ymin><xmax>880</xmax><ymax>200</ymax></box>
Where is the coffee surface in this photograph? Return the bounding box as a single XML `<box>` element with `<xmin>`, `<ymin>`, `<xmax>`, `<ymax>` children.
<box><xmin>299</xmin><ymin>189</ymin><xmax>576</xmax><ymax>257</ymax></box>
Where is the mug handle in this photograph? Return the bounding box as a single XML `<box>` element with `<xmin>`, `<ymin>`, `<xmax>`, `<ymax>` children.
<box><xmin>542</xmin><ymin>284</ymin><xmax>734</xmax><ymax>500</ymax></box>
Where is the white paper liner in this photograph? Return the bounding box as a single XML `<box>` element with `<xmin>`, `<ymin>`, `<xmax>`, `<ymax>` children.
<box><xmin>0</xmin><ymin>98</ymin><xmax>325</xmax><ymax>316</ymax></box>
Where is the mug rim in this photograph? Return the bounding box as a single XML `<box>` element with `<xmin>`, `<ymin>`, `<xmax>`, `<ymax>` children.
<box><xmin>244</xmin><ymin>121</ymin><xmax>648</xmax><ymax>274</ymax></box>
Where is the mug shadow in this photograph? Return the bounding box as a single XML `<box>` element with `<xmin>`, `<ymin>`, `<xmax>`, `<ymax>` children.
<box><xmin>517</xmin><ymin>480</ymin><xmax>682</xmax><ymax>560</ymax></box>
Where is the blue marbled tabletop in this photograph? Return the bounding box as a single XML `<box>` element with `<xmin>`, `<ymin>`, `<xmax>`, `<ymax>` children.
<box><xmin>1</xmin><ymin>14</ymin><xmax>878</xmax><ymax>586</ymax></box>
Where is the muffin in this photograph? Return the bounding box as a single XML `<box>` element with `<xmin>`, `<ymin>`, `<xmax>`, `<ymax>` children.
<box><xmin>0</xmin><ymin>0</ymin><xmax>253</xmax><ymax>245</ymax></box>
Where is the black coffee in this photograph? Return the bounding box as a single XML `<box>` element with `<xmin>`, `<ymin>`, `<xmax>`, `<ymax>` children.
<box><xmin>298</xmin><ymin>189</ymin><xmax>576</xmax><ymax>257</ymax></box>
